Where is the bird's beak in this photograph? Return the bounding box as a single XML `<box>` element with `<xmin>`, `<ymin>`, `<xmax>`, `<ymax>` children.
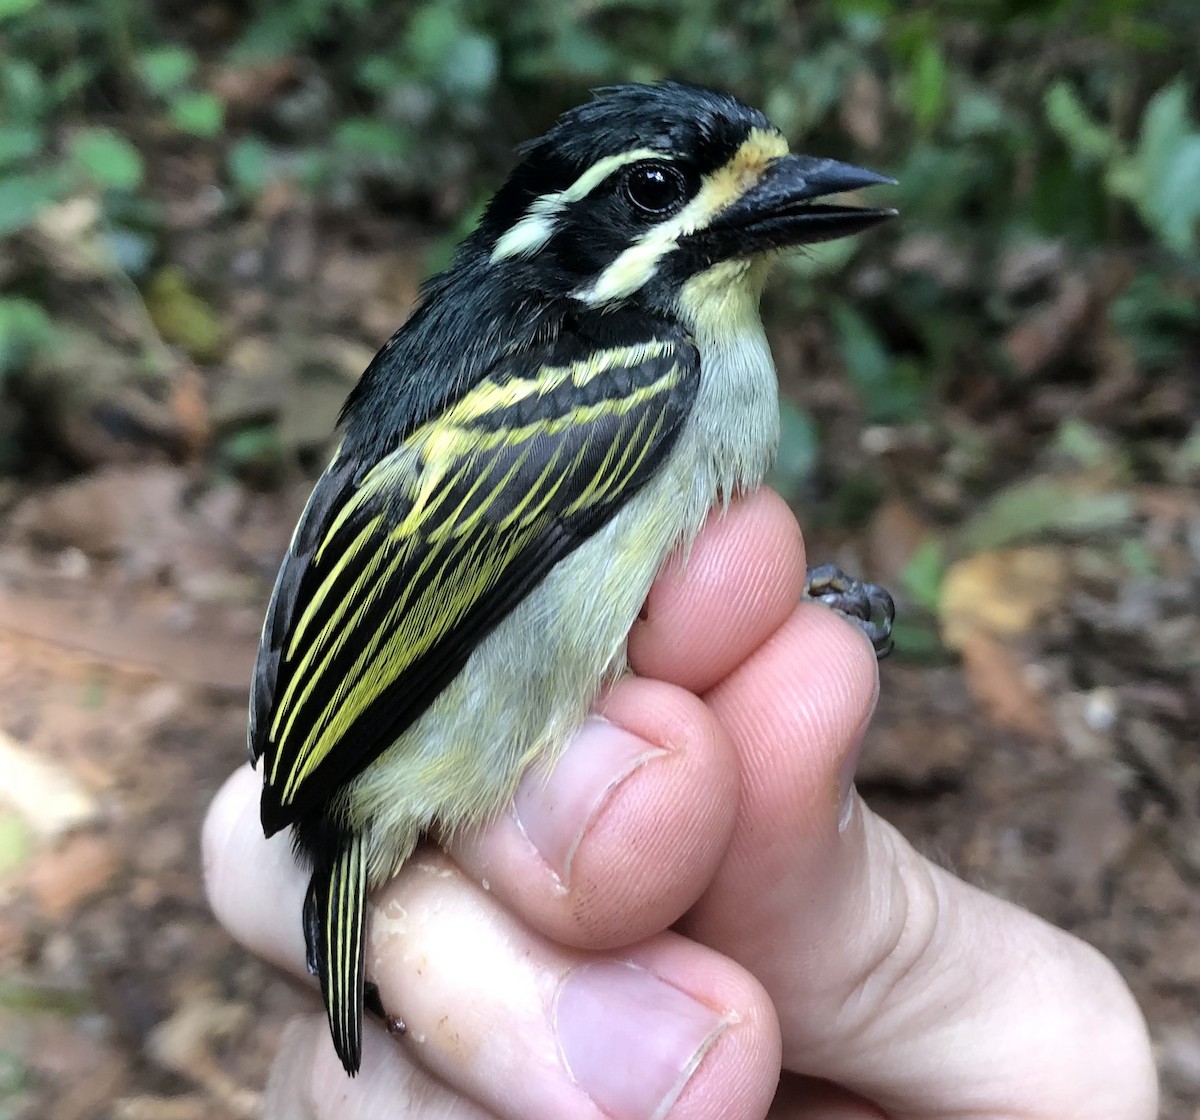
<box><xmin>700</xmin><ymin>155</ymin><xmax>896</xmax><ymax>259</ymax></box>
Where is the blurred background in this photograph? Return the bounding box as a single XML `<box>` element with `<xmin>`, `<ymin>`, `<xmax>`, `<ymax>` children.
<box><xmin>0</xmin><ymin>0</ymin><xmax>1198</xmax><ymax>1116</ymax></box>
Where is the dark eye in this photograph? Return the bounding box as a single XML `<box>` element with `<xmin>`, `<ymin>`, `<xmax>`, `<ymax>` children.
<box><xmin>623</xmin><ymin>162</ymin><xmax>688</xmax><ymax>215</ymax></box>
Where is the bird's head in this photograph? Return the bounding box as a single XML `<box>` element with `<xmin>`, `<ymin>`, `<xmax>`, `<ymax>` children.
<box><xmin>472</xmin><ymin>81</ymin><xmax>895</xmax><ymax>325</ymax></box>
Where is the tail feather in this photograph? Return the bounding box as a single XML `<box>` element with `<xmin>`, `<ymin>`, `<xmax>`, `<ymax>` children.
<box><xmin>303</xmin><ymin>835</ymin><xmax>367</xmax><ymax>1075</ymax></box>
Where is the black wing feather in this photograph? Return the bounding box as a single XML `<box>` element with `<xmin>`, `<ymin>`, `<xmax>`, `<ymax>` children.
<box><xmin>250</xmin><ymin>321</ymin><xmax>699</xmax><ymax>834</ymax></box>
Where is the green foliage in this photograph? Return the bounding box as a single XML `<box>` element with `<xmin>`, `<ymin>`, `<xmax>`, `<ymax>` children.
<box><xmin>831</xmin><ymin>301</ymin><xmax>928</xmax><ymax>424</ymax></box>
<box><xmin>768</xmin><ymin>400</ymin><xmax>821</xmax><ymax>496</ymax></box>
<box><xmin>1</xmin><ymin>0</ymin><xmax>1198</xmax><ymax>491</ymax></box>
<box><xmin>900</xmin><ymin>537</ymin><xmax>945</xmax><ymax>612</ymax></box>
<box><xmin>135</xmin><ymin>46</ymin><xmax>196</xmax><ymax>95</ymax></box>
<box><xmin>71</xmin><ymin>128</ymin><xmax>144</xmax><ymax>191</ymax></box>
<box><xmin>1049</xmin><ymin>76</ymin><xmax>1200</xmax><ymax>252</ymax></box>
<box><xmin>0</xmin><ymin>297</ymin><xmax>53</xmax><ymax>378</ymax></box>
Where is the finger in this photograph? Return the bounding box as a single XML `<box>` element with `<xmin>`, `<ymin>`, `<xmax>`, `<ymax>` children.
<box><xmin>691</xmin><ymin>605</ymin><xmax>1159</xmax><ymax>1119</ymax></box>
<box><xmin>265</xmin><ymin>1013</ymin><xmax>500</xmax><ymax>1120</ymax></box>
<box><xmin>448</xmin><ymin>676</ymin><xmax>739</xmax><ymax>949</ymax></box>
<box><xmin>628</xmin><ymin>488</ymin><xmax>805</xmax><ymax>693</ymax></box>
<box><xmin>204</xmin><ymin>768</ymin><xmax>782</xmax><ymax>1120</ymax></box>
<box><xmin>203</xmin><ymin>765</ymin><xmax>309</xmax><ymax>976</ymax></box>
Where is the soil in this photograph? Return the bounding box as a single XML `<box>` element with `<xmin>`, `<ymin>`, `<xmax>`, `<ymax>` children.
<box><xmin>1</xmin><ymin>206</ymin><xmax>1196</xmax><ymax>1118</ymax></box>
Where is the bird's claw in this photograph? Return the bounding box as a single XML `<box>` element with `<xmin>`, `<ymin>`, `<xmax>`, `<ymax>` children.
<box><xmin>803</xmin><ymin>563</ymin><xmax>896</xmax><ymax>660</ymax></box>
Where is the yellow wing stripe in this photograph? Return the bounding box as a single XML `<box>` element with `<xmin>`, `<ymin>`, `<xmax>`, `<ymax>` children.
<box><xmin>268</xmin><ymin>345</ymin><xmax>688</xmax><ymax>805</ymax></box>
<box><xmin>289</xmin><ymin>529</ymin><xmax>522</xmax><ymax>800</ymax></box>
<box><xmin>271</xmin><ymin>522</ymin><xmax>462</xmax><ymax>779</ymax></box>
<box><xmin>322</xmin><ymin>835</ymin><xmax>365</xmax><ymax>1070</ymax></box>
<box><xmin>287</xmin><ymin>514</ymin><xmax>385</xmax><ymax>660</ymax></box>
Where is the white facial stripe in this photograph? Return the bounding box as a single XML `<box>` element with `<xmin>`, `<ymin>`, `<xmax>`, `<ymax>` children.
<box><xmin>575</xmin><ymin>128</ymin><xmax>789</xmax><ymax>306</ymax></box>
<box><xmin>491</xmin><ymin>147</ymin><xmax>670</xmax><ymax>262</ymax></box>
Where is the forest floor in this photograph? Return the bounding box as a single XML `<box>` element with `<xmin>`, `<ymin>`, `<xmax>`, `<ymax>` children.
<box><xmin>0</xmin><ymin>192</ymin><xmax>1197</xmax><ymax>1118</ymax></box>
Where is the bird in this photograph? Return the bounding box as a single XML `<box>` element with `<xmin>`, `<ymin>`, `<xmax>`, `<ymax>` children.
<box><xmin>248</xmin><ymin>80</ymin><xmax>896</xmax><ymax>1075</ymax></box>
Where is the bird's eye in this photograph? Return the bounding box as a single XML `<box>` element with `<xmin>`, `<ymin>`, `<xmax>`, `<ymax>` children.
<box><xmin>623</xmin><ymin>162</ymin><xmax>688</xmax><ymax>215</ymax></box>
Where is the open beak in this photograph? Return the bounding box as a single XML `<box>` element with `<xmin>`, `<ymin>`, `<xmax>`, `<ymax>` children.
<box><xmin>700</xmin><ymin>155</ymin><xmax>896</xmax><ymax>260</ymax></box>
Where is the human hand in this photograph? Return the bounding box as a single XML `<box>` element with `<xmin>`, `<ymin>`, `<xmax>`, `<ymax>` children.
<box><xmin>203</xmin><ymin>489</ymin><xmax>1158</xmax><ymax>1119</ymax></box>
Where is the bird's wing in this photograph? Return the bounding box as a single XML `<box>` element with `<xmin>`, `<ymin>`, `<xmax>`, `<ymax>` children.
<box><xmin>249</xmin><ymin>327</ymin><xmax>700</xmax><ymax>833</ymax></box>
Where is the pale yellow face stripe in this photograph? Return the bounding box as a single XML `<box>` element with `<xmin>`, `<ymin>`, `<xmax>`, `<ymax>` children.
<box><xmin>576</xmin><ymin>127</ymin><xmax>789</xmax><ymax>306</ymax></box>
<box><xmin>491</xmin><ymin>147</ymin><xmax>670</xmax><ymax>262</ymax></box>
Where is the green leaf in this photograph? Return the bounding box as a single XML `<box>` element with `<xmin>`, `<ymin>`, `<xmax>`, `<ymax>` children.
<box><xmin>71</xmin><ymin>127</ymin><xmax>143</xmax><ymax>191</ymax></box>
<box><xmin>910</xmin><ymin>39</ymin><xmax>947</xmax><ymax>131</ymax></box>
<box><xmin>769</xmin><ymin>400</ymin><xmax>820</xmax><ymax>493</ymax></box>
<box><xmin>228</xmin><ymin>136</ymin><xmax>272</xmax><ymax>196</ymax></box>
<box><xmin>1130</xmin><ymin>81</ymin><xmax>1200</xmax><ymax>252</ymax></box>
<box><xmin>0</xmin><ymin>0</ymin><xmax>40</xmax><ymax>21</ymax></box>
<box><xmin>832</xmin><ymin>301</ymin><xmax>889</xmax><ymax>409</ymax></box>
<box><xmin>955</xmin><ymin>479</ymin><xmax>1135</xmax><ymax>554</ymax></box>
<box><xmin>50</xmin><ymin>58</ymin><xmax>96</xmax><ymax>102</ymax></box>
<box><xmin>440</xmin><ymin>32</ymin><xmax>498</xmax><ymax>97</ymax></box>
<box><xmin>169</xmin><ymin>90</ymin><xmax>224</xmax><ymax>137</ymax></box>
<box><xmin>0</xmin><ymin>170</ymin><xmax>64</xmax><ymax>235</ymax></box>
<box><xmin>0</xmin><ymin>125</ymin><xmax>41</xmax><ymax>168</ymax></box>
<box><xmin>1119</xmin><ymin>538</ymin><xmax>1158</xmax><ymax>580</ymax></box>
<box><xmin>334</xmin><ymin>117</ymin><xmax>410</xmax><ymax>158</ymax></box>
<box><xmin>830</xmin><ymin>0</ymin><xmax>891</xmax><ymax>42</ymax></box>
<box><xmin>951</xmin><ymin>88</ymin><xmax>1012</xmax><ymax>141</ymax></box>
<box><xmin>406</xmin><ymin>3</ymin><xmax>462</xmax><ymax>73</ymax></box>
<box><xmin>357</xmin><ymin>53</ymin><xmax>406</xmax><ymax>92</ymax></box>
<box><xmin>1149</xmin><ymin>136</ymin><xmax>1200</xmax><ymax>251</ymax></box>
<box><xmin>901</xmin><ymin>537</ymin><xmax>945</xmax><ymax>611</ymax></box>
<box><xmin>1133</xmin><ymin>79</ymin><xmax>1190</xmax><ymax>190</ymax></box>
<box><xmin>1</xmin><ymin>57</ymin><xmax>46</xmax><ymax>118</ymax></box>
<box><xmin>136</xmin><ymin>46</ymin><xmax>196</xmax><ymax>95</ymax></box>
<box><xmin>1111</xmin><ymin>270</ymin><xmax>1199</xmax><ymax>368</ymax></box>
<box><xmin>831</xmin><ymin>302</ymin><xmax>926</xmax><ymax>423</ymax></box>
<box><xmin>1053</xmin><ymin>418</ymin><xmax>1118</xmax><ymax>471</ymax></box>
<box><xmin>1044</xmin><ymin>81</ymin><xmax>1118</xmax><ymax>165</ymax></box>
<box><xmin>219</xmin><ymin>424</ymin><xmax>285</xmax><ymax>475</ymax></box>
<box><xmin>0</xmin><ymin>296</ymin><xmax>53</xmax><ymax>374</ymax></box>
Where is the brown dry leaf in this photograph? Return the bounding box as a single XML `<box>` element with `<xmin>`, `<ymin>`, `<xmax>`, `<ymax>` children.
<box><xmin>0</xmin><ymin>585</ymin><xmax>256</xmax><ymax>692</ymax></box>
<box><xmin>25</xmin><ymin>1016</ymin><xmax>127</xmax><ymax>1120</ymax></box>
<box><xmin>0</xmin><ymin>729</ymin><xmax>100</xmax><ymax>840</ymax></box>
<box><xmin>28</xmin><ymin>832</ymin><xmax>120</xmax><ymax>918</ymax></box>
<box><xmin>867</xmin><ymin>496</ymin><xmax>931</xmax><ymax>585</ymax></box>
<box><xmin>168</xmin><ymin>366</ymin><xmax>211</xmax><ymax>463</ymax></box>
<box><xmin>211</xmin><ymin>58</ymin><xmax>299</xmax><ymax>111</ymax></box>
<box><xmin>112</xmin><ymin>1096</ymin><xmax>214</xmax><ymax>1120</ymax></box>
<box><xmin>1002</xmin><ymin>272</ymin><xmax>1091</xmax><ymax>377</ymax></box>
<box><xmin>146</xmin><ymin>267</ymin><xmax>224</xmax><ymax>363</ymax></box>
<box><xmin>146</xmin><ymin>990</ymin><xmax>260</xmax><ymax>1120</ymax></box>
<box><xmin>32</xmin><ymin>196</ymin><xmax>114</xmax><ymax>281</ymax></box>
<box><xmin>839</xmin><ymin>68</ymin><xmax>885</xmax><ymax>150</ymax></box>
<box><xmin>960</xmin><ymin>632</ymin><xmax>1057</xmax><ymax>740</ymax></box>
<box><xmin>939</xmin><ymin>546</ymin><xmax>1069</xmax><ymax>651</ymax></box>
<box><xmin>10</xmin><ymin>465</ymin><xmax>187</xmax><ymax>565</ymax></box>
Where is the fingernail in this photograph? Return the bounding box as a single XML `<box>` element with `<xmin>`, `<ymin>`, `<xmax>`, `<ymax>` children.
<box><xmin>514</xmin><ymin>716</ymin><xmax>665</xmax><ymax>885</ymax></box>
<box><xmin>556</xmin><ymin>961</ymin><xmax>730</xmax><ymax>1120</ymax></box>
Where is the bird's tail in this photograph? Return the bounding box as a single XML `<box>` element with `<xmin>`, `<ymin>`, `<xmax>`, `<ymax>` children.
<box><xmin>304</xmin><ymin>833</ymin><xmax>367</xmax><ymax>1075</ymax></box>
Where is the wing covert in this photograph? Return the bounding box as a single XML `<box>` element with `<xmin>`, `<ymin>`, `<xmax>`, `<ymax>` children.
<box><xmin>250</xmin><ymin>326</ymin><xmax>699</xmax><ymax>833</ymax></box>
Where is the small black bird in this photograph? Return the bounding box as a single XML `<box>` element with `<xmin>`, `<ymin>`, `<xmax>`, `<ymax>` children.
<box><xmin>248</xmin><ymin>81</ymin><xmax>896</xmax><ymax>1074</ymax></box>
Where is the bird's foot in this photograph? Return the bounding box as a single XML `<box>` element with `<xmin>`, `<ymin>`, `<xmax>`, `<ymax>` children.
<box><xmin>803</xmin><ymin>563</ymin><xmax>896</xmax><ymax>660</ymax></box>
